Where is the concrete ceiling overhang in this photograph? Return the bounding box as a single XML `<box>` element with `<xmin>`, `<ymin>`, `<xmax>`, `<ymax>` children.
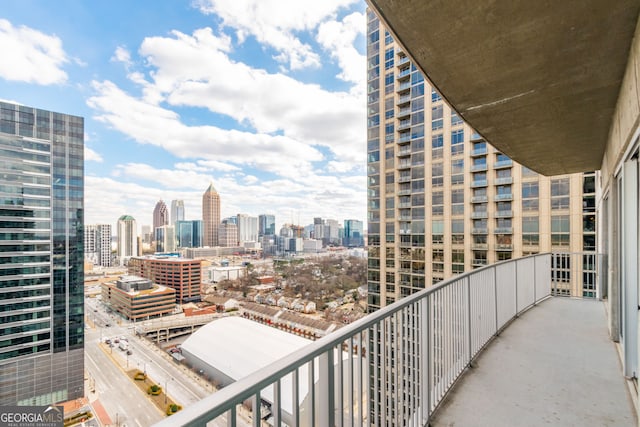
<box><xmin>369</xmin><ymin>0</ymin><xmax>640</xmax><ymax>176</ymax></box>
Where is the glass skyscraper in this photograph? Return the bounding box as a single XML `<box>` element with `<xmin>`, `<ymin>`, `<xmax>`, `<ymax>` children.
<box><xmin>0</xmin><ymin>102</ymin><xmax>84</xmax><ymax>405</ymax></box>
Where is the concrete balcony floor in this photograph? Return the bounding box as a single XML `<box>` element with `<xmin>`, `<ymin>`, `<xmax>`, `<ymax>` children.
<box><xmin>432</xmin><ymin>298</ymin><xmax>637</xmax><ymax>426</ymax></box>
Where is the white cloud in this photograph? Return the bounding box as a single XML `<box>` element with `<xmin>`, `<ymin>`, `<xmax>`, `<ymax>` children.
<box><xmin>194</xmin><ymin>0</ymin><xmax>358</xmax><ymax>70</ymax></box>
<box><xmin>84</xmin><ymin>146</ymin><xmax>103</xmax><ymax>162</ymax></box>
<box><xmin>0</xmin><ymin>19</ymin><xmax>68</xmax><ymax>85</ymax></box>
<box><xmin>134</xmin><ymin>28</ymin><xmax>365</xmax><ymax>164</ymax></box>
<box><xmin>111</xmin><ymin>46</ymin><xmax>132</xmax><ymax>66</ymax></box>
<box><xmin>317</xmin><ymin>12</ymin><xmax>366</xmax><ymax>87</ymax></box>
<box><xmin>87</xmin><ymin>80</ymin><xmax>322</xmax><ymax>179</ymax></box>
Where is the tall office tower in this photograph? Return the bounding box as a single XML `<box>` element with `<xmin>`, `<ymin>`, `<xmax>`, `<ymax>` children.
<box><xmin>366</xmin><ymin>13</ymin><xmax>596</xmax><ymax>423</ymax></box>
<box><xmin>84</xmin><ymin>224</ymin><xmax>112</xmax><ymax>267</ymax></box>
<box><xmin>202</xmin><ymin>182</ymin><xmax>220</xmax><ymax>247</ymax></box>
<box><xmin>141</xmin><ymin>225</ymin><xmax>152</xmax><ymax>244</ymax></box>
<box><xmin>313</xmin><ymin>217</ymin><xmax>324</xmax><ymax>241</ymax></box>
<box><xmin>155</xmin><ymin>225</ymin><xmax>176</xmax><ymax>253</ymax></box>
<box><xmin>170</xmin><ymin>199</ymin><xmax>185</xmax><ymax>226</ymax></box>
<box><xmin>324</xmin><ymin>219</ymin><xmax>342</xmax><ymax>246</ymax></box>
<box><xmin>117</xmin><ymin>214</ymin><xmax>138</xmax><ymax>265</ymax></box>
<box><xmin>152</xmin><ymin>200</ymin><xmax>168</xmax><ymax>237</ymax></box>
<box><xmin>176</xmin><ymin>220</ymin><xmax>203</xmax><ymax>248</ymax></box>
<box><xmin>0</xmin><ymin>102</ymin><xmax>84</xmax><ymax>405</ymax></box>
<box><xmin>237</xmin><ymin>214</ymin><xmax>259</xmax><ymax>244</ymax></box>
<box><xmin>258</xmin><ymin>214</ymin><xmax>276</xmax><ymax>236</ymax></box>
<box><xmin>344</xmin><ymin>219</ymin><xmax>364</xmax><ymax>247</ymax></box>
<box><xmin>218</xmin><ymin>220</ymin><xmax>238</xmax><ymax>247</ymax></box>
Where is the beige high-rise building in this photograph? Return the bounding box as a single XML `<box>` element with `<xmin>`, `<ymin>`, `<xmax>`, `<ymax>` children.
<box><xmin>117</xmin><ymin>214</ymin><xmax>138</xmax><ymax>265</ymax></box>
<box><xmin>366</xmin><ymin>12</ymin><xmax>597</xmax><ymax>312</ymax></box>
<box><xmin>202</xmin><ymin>182</ymin><xmax>221</xmax><ymax>247</ymax></box>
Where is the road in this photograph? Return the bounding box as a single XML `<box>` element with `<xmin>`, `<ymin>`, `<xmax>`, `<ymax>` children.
<box><xmin>85</xmin><ymin>296</ymin><xmax>214</xmax><ymax>426</ymax></box>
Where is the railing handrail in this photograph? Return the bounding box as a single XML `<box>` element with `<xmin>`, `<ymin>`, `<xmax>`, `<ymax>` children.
<box><xmin>155</xmin><ymin>252</ymin><xmax>602</xmax><ymax>426</ymax></box>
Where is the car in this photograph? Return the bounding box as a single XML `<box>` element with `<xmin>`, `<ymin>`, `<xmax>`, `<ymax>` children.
<box><xmin>126</xmin><ymin>349</ymin><xmax>132</xmax><ymax>355</ymax></box>
<box><xmin>105</xmin><ymin>323</ymin><xmax>111</xmax><ymax>327</ymax></box>
<box><xmin>105</xmin><ymin>339</ymin><xmax>111</xmax><ymax>345</ymax></box>
<box><xmin>114</xmin><ymin>338</ymin><xmax>119</xmax><ymax>343</ymax></box>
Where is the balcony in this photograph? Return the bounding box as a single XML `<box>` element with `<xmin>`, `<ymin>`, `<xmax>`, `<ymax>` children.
<box><xmin>495</xmin><ymin>210</ymin><xmax>513</xmax><ymax>218</ymax></box>
<box><xmin>397</xmin><ymin>174</ymin><xmax>411</xmax><ymax>183</ymax></box>
<box><xmin>397</xmin><ymin>133</ymin><xmax>411</xmax><ymax>144</ymax></box>
<box><xmin>494</xmin><ymin>159</ymin><xmax>513</xmax><ymax>169</ymax></box>
<box><xmin>397</xmin><ymin>56</ymin><xmax>409</xmax><ymax>66</ymax></box>
<box><xmin>397</xmin><ymin>81</ymin><xmax>411</xmax><ymax>92</ymax></box>
<box><xmin>471</xmin><ymin>164</ymin><xmax>488</xmax><ymax>172</ymax></box>
<box><xmin>397</xmin><ymin>94</ymin><xmax>411</xmax><ymax>105</ymax></box>
<box><xmin>470</xmin><ymin>195</ymin><xmax>488</xmax><ymax>203</ymax></box>
<box><xmin>471</xmin><ymin>147</ymin><xmax>487</xmax><ymax>157</ymax></box>
<box><xmin>471</xmin><ymin>180</ymin><xmax>488</xmax><ymax>188</ymax></box>
<box><xmin>494</xmin><ymin>227</ymin><xmax>513</xmax><ymax>234</ymax></box>
<box><xmin>397</xmin><ymin>107</ymin><xmax>411</xmax><ymax>118</ymax></box>
<box><xmin>472</xmin><ymin>227</ymin><xmax>488</xmax><ymax>234</ymax></box>
<box><xmin>495</xmin><ymin>177</ymin><xmax>513</xmax><ymax>185</ymax></box>
<box><xmin>397</xmin><ymin>147</ymin><xmax>411</xmax><ymax>157</ymax></box>
<box><xmin>397</xmin><ymin>68</ymin><xmax>410</xmax><ymax>79</ymax></box>
<box><xmin>397</xmin><ymin>120</ymin><xmax>411</xmax><ymax>131</ymax></box>
<box><xmin>471</xmin><ymin>212</ymin><xmax>488</xmax><ymax>219</ymax></box>
<box><xmin>155</xmin><ymin>253</ymin><xmax>634</xmax><ymax>427</ymax></box>
<box><xmin>471</xmin><ymin>243</ymin><xmax>488</xmax><ymax>250</ymax></box>
<box><xmin>494</xmin><ymin>193</ymin><xmax>513</xmax><ymax>201</ymax></box>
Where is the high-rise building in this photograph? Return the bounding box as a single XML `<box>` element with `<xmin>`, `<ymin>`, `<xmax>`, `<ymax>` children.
<box><xmin>176</xmin><ymin>220</ymin><xmax>203</xmax><ymax>248</ymax></box>
<box><xmin>218</xmin><ymin>220</ymin><xmax>239</xmax><ymax>247</ymax></box>
<box><xmin>344</xmin><ymin>219</ymin><xmax>364</xmax><ymax>247</ymax></box>
<box><xmin>117</xmin><ymin>214</ymin><xmax>138</xmax><ymax>265</ymax></box>
<box><xmin>366</xmin><ymin>14</ymin><xmax>597</xmax><ymax>423</ymax></box>
<box><xmin>237</xmin><ymin>213</ymin><xmax>259</xmax><ymax>244</ymax></box>
<box><xmin>258</xmin><ymin>214</ymin><xmax>276</xmax><ymax>236</ymax></box>
<box><xmin>170</xmin><ymin>199</ymin><xmax>185</xmax><ymax>226</ymax></box>
<box><xmin>152</xmin><ymin>200</ymin><xmax>168</xmax><ymax>238</ymax></box>
<box><xmin>141</xmin><ymin>224</ymin><xmax>152</xmax><ymax>244</ymax></box>
<box><xmin>366</xmin><ymin>14</ymin><xmax>596</xmax><ymax>310</ymax></box>
<box><xmin>155</xmin><ymin>225</ymin><xmax>176</xmax><ymax>253</ymax></box>
<box><xmin>84</xmin><ymin>224</ymin><xmax>112</xmax><ymax>267</ymax></box>
<box><xmin>202</xmin><ymin>182</ymin><xmax>220</xmax><ymax>247</ymax></box>
<box><xmin>0</xmin><ymin>102</ymin><xmax>84</xmax><ymax>405</ymax></box>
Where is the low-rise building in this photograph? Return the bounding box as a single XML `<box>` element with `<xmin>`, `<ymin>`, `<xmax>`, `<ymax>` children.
<box><xmin>204</xmin><ymin>265</ymin><xmax>246</xmax><ymax>283</ymax></box>
<box><xmin>128</xmin><ymin>255</ymin><xmax>202</xmax><ymax>303</ymax></box>
<box><xmin>101</xmin><ymin>275</ymin><xmax>176</xmax><ymax>320</ymax></box>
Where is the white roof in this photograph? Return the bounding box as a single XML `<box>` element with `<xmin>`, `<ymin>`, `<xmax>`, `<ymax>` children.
<box><xmin>182</xmin><ymin>317</ymin><xmax>314</xmax><ymax>412</ymax></box>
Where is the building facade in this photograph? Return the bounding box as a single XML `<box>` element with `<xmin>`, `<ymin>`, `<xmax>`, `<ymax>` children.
<box><xmin>366</xmin><ymin>14</ymin><xmax>596</xmax><ymax>312</ymax></box>
<box><xmin>258</xmin><ymin>214</ymin><xmax>276</xmax><ymax>236</ymax></box>
<box><xmin>344</xmin><ymin>219</ymin><xmax>364</xmax><ymax>247</ymax></box>
<box><xmin>237</xmin><ymin>213</ymin><xmax>258</xmax><ymax>244</ymax></box>
<box><xmin>101</xmin><ymin>276</ymin><xmax>176</xmax><ymax>320</ymax></box>
<box><xmin>84</xmin><ymin>224</ymin><xmax>112</xmax><ymax>267</ymax></box>
<box><xmin>117</xmin><ymin>214</ymin><xmax>138</xmax><ymax>265</ymax></box>
<box><xmin>127</xmin><ymin>256</ymin><xmax>202</xmax><ymax>303</ymax></box>
<box><xmin>170</xmin><ymin>199</ymin><xmax>185</xmax><ymax>226</ymax></box>
<box><xmin>202</xmin><ymin>182</ymin><xmax>220</xmax><ymax>247</ymax></box>
<box><xmin>0</xmin><ymin>102</ymin><xmax>84</xmax><ymax>405</ymax></box>
<box><xmin>155</xmin><ymin>225</ymin><xmax>176</xmax><ymax>253</ymax></box>
<box><xmin>176</xmin><ymin>220</ymin><xmax>203</xmax><ymax>248</ymax></box>
<box><xmin>218</xmin><ymin>220</ymin><xmax>239</xmax><ymax>247</ymax></box>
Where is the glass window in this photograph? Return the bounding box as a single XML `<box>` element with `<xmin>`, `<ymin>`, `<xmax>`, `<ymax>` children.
<box><xmin>431</xmin><ymin>105</ymin><xmax>443</xmax><ymax>130</ymax></box>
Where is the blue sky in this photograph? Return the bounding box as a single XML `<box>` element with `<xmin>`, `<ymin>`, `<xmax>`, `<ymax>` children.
<box><xmin>0</xmin><ymin>0</ymin><xmax>367</xmax><ymax>232</ymax></box>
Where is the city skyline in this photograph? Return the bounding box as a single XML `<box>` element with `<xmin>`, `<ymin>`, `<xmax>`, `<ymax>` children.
<box><xmin>0</xmin><ymin>0</ymin><xmax>368</xmax><ymax>232</ymax></box>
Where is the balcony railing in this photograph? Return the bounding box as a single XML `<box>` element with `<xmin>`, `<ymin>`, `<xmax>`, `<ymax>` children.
<box><xmin>155</xmin><ymin>253</ymin><xmax>602</xmax><ymax>427</ymax></box>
